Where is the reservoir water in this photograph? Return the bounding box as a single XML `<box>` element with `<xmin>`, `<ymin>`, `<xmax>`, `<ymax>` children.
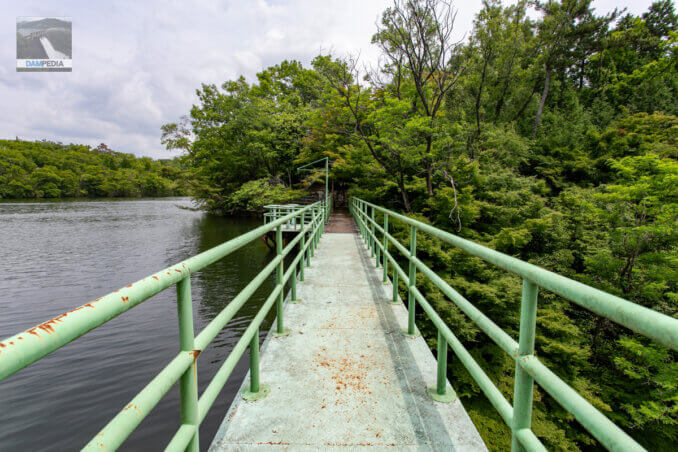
<box><xmin>0</xmin><ymin>198</ymin><xmax>280</xmax><ymax>451</ymax></box>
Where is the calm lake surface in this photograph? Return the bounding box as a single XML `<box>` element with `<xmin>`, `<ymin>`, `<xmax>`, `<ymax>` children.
<box><xmin>0</xmin><ymin>198</ymin><xmax>281</xmax><ymax>451</ymax></box>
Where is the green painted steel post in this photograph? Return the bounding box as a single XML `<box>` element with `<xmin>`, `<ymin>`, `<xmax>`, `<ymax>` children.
<box><xmin>357</xmin><ymin>201</ymin><xmax>362</xmax><ymax>236</ymax></box>
<box><xmin>306</xmin><ymin>233</ymin><xmax>311</xmax><ymax>267</ymax></box>
<box><xmin>310</xmin><ymin>215</ymin><xmax>314</xmax><ymax>258</ymax></box>
<box><xmin>290</xmin><ymin>262</ymin><xmax>297</xmax><ymax>302</ymax></box>
<box><xmin>359</xmin><ymin>202</ymin><xmax>364</xmax><ymax>238</ymax></box>
<box><xmin>300</xmin><ymin>231</ymin><xmax>306</xmax><ymax>281</ymax></box>
<box><xmin>276</xmin><ymin>225</ymin><xmax>285</xmax><ymax>335</ymax></box>
<box><xmin>364</xmin><ymin>203</ymin><xmax>369</xmax><ymax>246</ymax></box>
<box><xmin>313</xmin><ymin>216</ymin><xmax>318</xmax><ymax>252</ymax></box>
<box><xmin>437</xmin><ymin>329</ymin><xmax>448</xmax><ymax>395</ymax></box>
<box><xmin>312</xmin><ymin>225</ymin><xmax>316</xmax><ymax>256</ymax></box>
<box><xmin>407</xmin><ymin>225</ymin><xmax>417</xmax><ymax>336</ymax></box>
<box><xmin>249</xmin><ymin>329</ymin><xmax>260</xmax><ymax>393</ymax></box>
<box><xmin>369</xmin><ymin>206</ymin><xmax>375</xmax><ymax>256</ymax></box>
<box><xmin>176</xmin><ymin>277</ymin><xmax>199</xmax><ymax>452</ymax></box>
<box><xmin>356</xmin><ymin>200</ymin><xmax>360</xmax><ymax>235</ymax></box>
<box><xmin>300</xmin><ymin>210</ymin><xmax>307</xmax><ymax>274</ymax></box>
<box><xmin>370</xmin><ymin>207</ymin><xmax>376</xmax><ymax>258</ymax></box>
<box><xmin>511</xmin><ymin>280</ymin><xmax>539</xmax><ymax>452</ymax></box>
<box><xmin>407</xmin><ymin>226</ymin><xmax>417</xmax><ymax>336</ymax></box>
<box><xmin>392</xmin><ymin>271</ymin><xmax>399</xmax><ymax>303</ymax></box>
<box><xmin>375</xmin><ymin>212</ymin><xmax>381</xmax><ymax>268</ymax></box>
<box><xmin>428</xmin><ymin>326</ymin><xmax>454</xmax><ymax>402</ymax></box>
<box><xmin>382</xmin><ymin>214</ymin><xmax>389</xmax><ymax>282</ymax></box>
<box><xmin>315</xmin><ymin>208</ymin><xmax>320</xmax><ymax>251</ymax></box>
<box><xmin>310</xmin><ymin>213</ymin><xmax>315</xmax><ymax>258</ymax></box>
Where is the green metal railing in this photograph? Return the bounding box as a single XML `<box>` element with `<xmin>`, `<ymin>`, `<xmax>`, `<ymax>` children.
<box><xmin>263</xmin><ymin>204</ymin><xmax>306</xmax><ymax>230</ymax></box>
<box><xmin>350</xmin><ymin>197</ymin><xmax>678</xmax><ymax>452</ymax></box>
<box><xmin>0</xmin><ymin>201</ymin><xmax>327</xmax><ymax>451</ymax></box>
<box><xmin>263</xmin><ymin>198</ymin><xmax>332</xmax><ymax>229</ymax></box>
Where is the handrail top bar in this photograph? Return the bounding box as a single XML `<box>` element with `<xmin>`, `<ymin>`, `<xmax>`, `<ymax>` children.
<box><xmin>353</xmin><ymin>198</ymin><xmax>678</xmax><ymax>351</ymax></box>
<box><xmin>0</xmin><ymin>202</ymin><xmax>323</xmax><ymax>380</ymax></box>
<box><xmin>296</xmin><ymin>156</ymin><xmax>328</xmax><ymax>171</ymax></box>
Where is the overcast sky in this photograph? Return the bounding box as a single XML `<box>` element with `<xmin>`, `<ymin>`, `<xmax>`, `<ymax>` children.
<box><xmin>0</xmin><ymin>0</ymin><xmax>656</xmax><ymax>158</ymax></box>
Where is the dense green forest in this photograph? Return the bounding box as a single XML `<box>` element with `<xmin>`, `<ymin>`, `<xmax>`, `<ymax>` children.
<box><xmin>161</xmin><ymin>0</ymin><xmax>677</xmax><ymax>449</ymax></box>
<box><xmin>0</xmin><ymin>140</ymin><xmax>190</xmax><ymax>199</ymax></box>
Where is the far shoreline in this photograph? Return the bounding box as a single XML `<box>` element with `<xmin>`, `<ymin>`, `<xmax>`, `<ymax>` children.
<box><xmin>0</xmin><ymin>196</ymin><xmax>195</xmax><ymax>204</ymax></box>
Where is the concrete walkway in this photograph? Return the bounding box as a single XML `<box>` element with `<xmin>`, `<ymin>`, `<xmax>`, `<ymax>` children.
<box><xmin>325</xmin><ymin>209</ymin><xmax>358</xmax><ymax>233</ymax></box>
<box><xmin>210</xmin><ymin>232</ymin><xmax>487</xmax><ymax>451</ymax></box>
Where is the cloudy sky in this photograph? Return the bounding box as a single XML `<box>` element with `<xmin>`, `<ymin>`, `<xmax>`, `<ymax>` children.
<box><xmin>1</xmin><ymin>0</ymin><xmax>655</xmax><ymax>158</ymax></box>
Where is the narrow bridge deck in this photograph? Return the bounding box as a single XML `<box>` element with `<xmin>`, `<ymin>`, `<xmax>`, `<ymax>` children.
<box><xmin>210</xmin><ymin>231</ymin><xmax>486</xmax><ymax>450</ymax></box>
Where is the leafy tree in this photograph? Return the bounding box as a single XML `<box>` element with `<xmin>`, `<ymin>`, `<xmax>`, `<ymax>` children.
<box><xmin>530</xmin><ymin>0</ymin><xmax>619</xmax><ymax>137</ymax></box>
<box><xmin>371</xmin><ymin>0</ymin><xmax>465</xmax><ymax>193</ymax></box>
<box><xmin>172</xmin><ymin>61</ymin><xmax>321</xmax><ymax>213</ymax></box>
<box><xmin>0</xmin><ymin>140</ymin><xmax>189</xmax><ymax>199</ymax></box>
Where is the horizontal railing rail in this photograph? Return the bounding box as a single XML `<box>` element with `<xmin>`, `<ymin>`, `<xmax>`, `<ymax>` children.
<box><xmin>350</xmin><ymin>197</ymin><xmax>678</xmax><ymax>452</ymax></box>
<box><xmin>264</xmin><ymin>204</ymin><xmax>308</xmax><ymax>230</ymax></box>
<box><xmin>0</xmin><ymin>201</ymin><xmax>326</xmax><ymax>451</ymax></box>
<box><xmin>263</xmin><ymin>199</ymin><xmax>332</xmax><ymax>230</ymax></box>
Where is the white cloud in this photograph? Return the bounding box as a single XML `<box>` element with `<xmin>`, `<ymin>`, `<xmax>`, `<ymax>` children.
<box><xmin>0</xmin><ymin>0</ymin><xmax>656</xmax><ymax>158</ymax></box>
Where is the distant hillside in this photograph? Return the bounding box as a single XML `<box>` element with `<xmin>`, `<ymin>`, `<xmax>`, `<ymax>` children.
<box><xmin>17</xmin><ymin>18</ymin><xmax>71</xmax><ymax>31</ymax></box>
<box><xmin>0</xmin><ymin>139</ymin><xmax>192</xmax><ymax>199</ymax></box>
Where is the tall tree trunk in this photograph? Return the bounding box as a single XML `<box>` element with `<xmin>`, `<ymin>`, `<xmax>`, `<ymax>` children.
<box><xmin>398</xmin><ymin>175</ymin><xmax>411</xmax><ymax>211</ymax></box>
<box><xmin>533</xmin><ymin>65</ymin><xmax>551</xmax><ymax>138</ymax></box>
